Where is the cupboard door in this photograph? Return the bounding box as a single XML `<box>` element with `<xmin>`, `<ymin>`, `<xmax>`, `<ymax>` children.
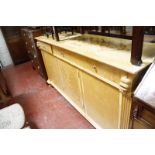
<box><xmin>81</xmin><ymin>72</ymin><xmax>119</xmax><ymax>128</ymax></box>
<box><xmin>59</xmin><ymin>60</ymin><xmax>84</xmax><ymax>110</ymax></box>
<box><xmin>41</xmin><ymin>51</ymin><xmax>63</xmax><ymax>90</ymax></box>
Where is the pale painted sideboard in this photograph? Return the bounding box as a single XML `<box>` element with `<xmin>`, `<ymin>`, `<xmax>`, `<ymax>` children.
<box><xmin>36</xmin><ymin>34</ymin><xmax>155</xmax><ymax>128</ymax></box>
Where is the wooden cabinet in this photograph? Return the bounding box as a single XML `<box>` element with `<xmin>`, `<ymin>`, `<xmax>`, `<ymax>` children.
<box><xmin>36</xmin><ymin>34</ymin><xmax>155</xmax><ymax>128</ymax></box>
<box><xmin>38</xmin><ymin>42</ymin><xmax>132</xmax><ymax>128</ymax></box>
<box><xmin>41</xmin><ymin>50</ymin><xmax>84</xmax><ymax>110</ymax></box>
<box><xmin>131</xmin><ymin>98</ymin><xmax>155</xmax><ymax>129</ymax></box>
<box><xmin>21</xmin><ymin>28</ymin><xmax>47</xmax><ymax>80</ymax></box>
<box><xmin>1</xmin><ymin>27</ymin><xmax>29</xmax><ymax>65</ymax></box>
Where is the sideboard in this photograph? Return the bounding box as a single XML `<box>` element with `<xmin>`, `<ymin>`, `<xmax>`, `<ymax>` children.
<box><xmin>36</xmin><ymin>34</ymin><xmax>155</xmax><ymax>128</ymax></box>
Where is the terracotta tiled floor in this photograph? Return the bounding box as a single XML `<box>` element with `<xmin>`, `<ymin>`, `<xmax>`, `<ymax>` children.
<box><xmin>3</xmin><ymin>62</ymin><xmax>95</xmax><ymax>129</ymax></box>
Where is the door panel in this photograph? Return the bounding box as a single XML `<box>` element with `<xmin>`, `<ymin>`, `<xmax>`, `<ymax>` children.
<box><xmin>59</xmin><ymin>60</ymin><xmax>83</xmax><ymax>110</ymax></box>
<box><xmin>81</xmin><ymin>72</ymin><xmax>119</xmax><ymax>128</ymax></box>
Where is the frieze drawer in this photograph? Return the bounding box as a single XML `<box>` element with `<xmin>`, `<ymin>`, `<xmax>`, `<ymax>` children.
<box><xmin>53</xmin><ymin>46</ymin><xmax>125</xmax><ymax>84</ymax></box>
<box><xmin>37</xmin><ymin>42</ymin><xmax>53</xmax><ymax>54</ymax></box>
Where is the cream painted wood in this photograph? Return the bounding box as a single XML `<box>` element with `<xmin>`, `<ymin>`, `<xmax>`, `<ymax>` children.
<box><xmin>54</xmin><ymin>52</ymin><xmax>121</xmax><ymax>90</ymax></box>
<box><xmin>118</xmin><ymin>75</ymin><xmax>134</xmax><ymax>128</ymax></box>
<box><xmin>36</xmin><ymin>34</ymin><xmax>155</xmax><ymax>74</ymax></box>
<box><xmin>36</xmin><ymin>35</ymin><xmax>155</xmax><ymax>129</ymax></box>
<box><xmin>80</xmin><ymin>71</ymin><xmax>119</xmax><ymax>128</ymax></box>
<box><xmin>58</xmin><ymin>59</ymin><xmax>84</xmax><ymax>110</ymax></box>
<box><xmin>41</xmin><ymin>51</ymin><xmax>63</xmax><ymax>89</ymax></box>
<box><xmin>37</xmin><ymin>42</ymin><xmax>53</xmax><ymax>54</ymax></box>
<box><xmin>47</xmin><ymin>79</ymin><xmax>102</xmax><ymax>129</ymax></box>
<box><xmin>53</xmin><ymin>46</ymin><xmax>126</xmax><ymax>84</ymax></box>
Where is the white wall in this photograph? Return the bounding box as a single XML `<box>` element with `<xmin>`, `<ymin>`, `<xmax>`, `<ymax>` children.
<box><xmin>0</xmin><ymin>28</ymin><xmax>13</xmax><ymax>67</ymax></box>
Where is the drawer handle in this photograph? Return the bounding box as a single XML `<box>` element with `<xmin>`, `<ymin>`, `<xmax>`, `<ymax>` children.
<box><xmin>61</xmin><ymin>52</ymin><xmax>64</xmax><ymax>57</ymax></box>
<box><xmin>92</xmin><ymin>65</ymin><xmax>97</xmax><ymax>73</ymax></box>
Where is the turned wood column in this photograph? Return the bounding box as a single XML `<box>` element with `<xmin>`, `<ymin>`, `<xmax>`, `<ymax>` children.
<box><xmin>131</xmin><ymin>26</ymin><xmax>144</xmax><ymax>66</ymax></box>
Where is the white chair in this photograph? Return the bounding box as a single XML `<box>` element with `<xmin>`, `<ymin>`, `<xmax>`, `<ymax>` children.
<box><xmin>0</xmin><ymin>103</ymin><xmax>25</xmax><ymax>129</ymax></box>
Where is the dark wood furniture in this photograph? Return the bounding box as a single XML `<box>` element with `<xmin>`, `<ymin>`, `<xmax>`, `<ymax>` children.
<box><xmin>21</xmin><ymin>27</ymin><xmax>47</xmax><ymax>80</ymax></box>
<box><xmin>1</xmin><ymin>27</ymin><xmax>30</xmax><ymax>65</ymax></box>
<box><xmin>52</xmin><ymin>26</ymin><xmax>146</xmax><ymax>66</ymax></box>
<box><xmin>131</xmin><ymin>60</ymin><xmax>155</xmax><ymax>128</ymax></box>
<box><xmin>0</xmin><ymin>68</ymin><xmax>10</xmax><ymax>109</ymax></box>
<box><xmin>85</xmin><ymin>26</ymin><xmax>130</xmax><ymax>39</ymax></box>
<box><xmin>0</xmin><ymin>68</ymin><xmax>9</xmax><ymax>95</ymax></box>
<box><xmin>131</xmin><ymin>97</ymin><xmax>155</xmax><ymax>128</ymax></box>
<box><xmin>52</xmin><ymin>26</ymin><xmax>76</xmax><ymax>41</ymax></box>
<box><xmin>131</xmin><ymin>27</ymin><xmax>144</xmax><ymax>66</ymax></box>
<box><xmin>78</xmin><ymin>26</ymin><xmax>145</xmax><ymax>66</ymax></box>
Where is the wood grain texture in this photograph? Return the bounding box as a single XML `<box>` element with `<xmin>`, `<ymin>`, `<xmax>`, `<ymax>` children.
<box><xmin>58</xmin><ymin>60</ymin><xmax>84</xmax><ymax>110</ymax></box>
<box><xmin>80</xmin><ymin>71</ymin><xmax>119</xmax><ymax>128</ymax></box>
<box><xmin>41</xmin><ymin>51</ymin><xmax>63</xmax><ymax>89</ymax></box>
<box><xmin>1</xmin><ymin>27</ymin><xmax>29</xmax><ymax>65</ymax></box>
<box><xmin>21</xmin><ymin>28</ymin><xmax>47</xmax><ymax>80</ymax></box>
<box><xmin>36</xmin><ymin>34</ymin><xmax>155</xmax><ymax>74</ymax></box>
<box><xmin>131</xmin><ymin>97</ymin><xmax>155</xmax><ymax>129</ymax></box>
<box><xmin>131</xmin><ymin>27</ymin><xmax>144</xmax><ymax>65</ymax></box>
<box><xmin>36</xmin><ymin>35</ymin><xmax>155</xmax><ymax>128</ymax></box>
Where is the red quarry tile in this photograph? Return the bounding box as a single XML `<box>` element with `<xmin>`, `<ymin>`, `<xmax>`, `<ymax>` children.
<box><xmin>3</xmin><ymin>62</ymin><xmax>47</xmax><ymax>97</ymax></box>
<box><xmin>4</xmin><ymin>62</ymin><xmax>95</xmax><ymax>129</ymax></box>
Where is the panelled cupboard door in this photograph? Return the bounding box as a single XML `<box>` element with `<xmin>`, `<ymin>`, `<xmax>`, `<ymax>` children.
<box><xmin>81</xmin><ymin>72</ymin><xmax>119</xmax><ymax>128</ymax></box>
<box><xmin>41</xmin><ymin>51</ymin><xmax>63</xmax><ymax>89</ymax></box>
<box><xmin>58</xmin><ymin>60</ymin><xmax>84</xmax><ymax>110</ymax></box>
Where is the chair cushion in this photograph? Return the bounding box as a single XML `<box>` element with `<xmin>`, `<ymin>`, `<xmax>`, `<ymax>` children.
<box><xmin>0</xmin><ymin>103</ymin><xmax>25</xmax><ymax>129</ymax></box>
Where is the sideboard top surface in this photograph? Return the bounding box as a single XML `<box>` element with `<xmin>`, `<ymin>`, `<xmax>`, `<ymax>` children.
<box><xmin>36</xmin><ymin>34</ymin><xmax>155</xmax><ymax>74</ymax></box>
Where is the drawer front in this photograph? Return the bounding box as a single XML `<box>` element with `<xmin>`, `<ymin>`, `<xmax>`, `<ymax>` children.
<box><xmin>53</xmin><ymin>46</ymin><xmax>125</xmax><ymax>84</ymax></box>
<box><xmin>37</xmin><ymin>42</ymin><xmax>52</xmax><ymax>54</ymax></box>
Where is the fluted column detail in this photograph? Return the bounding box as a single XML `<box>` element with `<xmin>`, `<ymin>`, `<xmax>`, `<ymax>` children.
<box><xmin>118</xmin><ymin>76</ymin><xmax>132</xmax><ymax>129</ymax></box>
